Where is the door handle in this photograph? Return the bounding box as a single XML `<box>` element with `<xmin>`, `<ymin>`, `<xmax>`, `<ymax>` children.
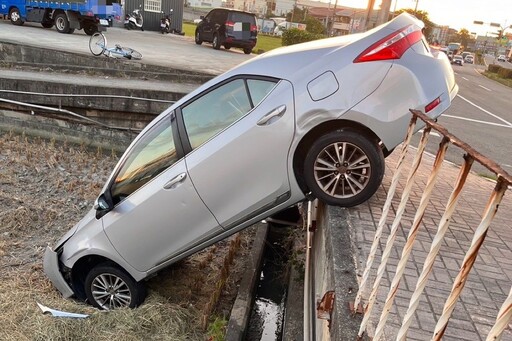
<box><xmin>163</xmin><ymin>172</ymin><xmax>187</xmax><ymax>189</ymax></box>
<box><xmin>257</xmin><ymin>105</ymin><xmax>287</xmax><ymax>126</ymax></box>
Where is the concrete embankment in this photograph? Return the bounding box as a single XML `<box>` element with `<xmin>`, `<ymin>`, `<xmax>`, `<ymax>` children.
<box><xmin>0</xmin><ymin>40</ymin><xmax>213</xmax><ymax>149</ymax></box>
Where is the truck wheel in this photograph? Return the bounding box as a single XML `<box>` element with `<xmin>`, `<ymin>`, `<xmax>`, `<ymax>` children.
<box><xmin>83</xmin><ymin>23</ymin><xmax>97</xmax><ymax>36</ymax></box>
<box><xmin>9</xmin><ymin>8</ymin><xmax>24</xmax><ymax>26</ymax></box>
<box><xmin>55</xmin><ymin>13</ymin><xmax>70</xmax><ymax>33</ymax></box>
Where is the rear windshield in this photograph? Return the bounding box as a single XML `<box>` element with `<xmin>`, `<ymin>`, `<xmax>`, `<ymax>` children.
<box><xmin>229</xmin><ymin>13</ymin><xmax>255</xmax><ymax>24</ymax></box>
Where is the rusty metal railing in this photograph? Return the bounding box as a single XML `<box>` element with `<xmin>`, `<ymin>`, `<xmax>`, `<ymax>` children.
<box><xmin>353</xmin><ymin>109</ymin><xmax>512</xmax><ymax>340</ymax></box>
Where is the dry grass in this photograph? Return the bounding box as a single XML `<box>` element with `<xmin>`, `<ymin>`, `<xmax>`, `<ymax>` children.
<box><xmin>0</xmin><ymin>130</ymin><xmax>254</xmax><ymax>340</ymax></box>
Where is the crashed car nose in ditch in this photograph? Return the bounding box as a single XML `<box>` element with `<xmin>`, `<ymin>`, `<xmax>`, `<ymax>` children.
<box><xmin>44</xmin><ymin>12</ymin><xmax>458</xmax><ymax>309</ymax></box>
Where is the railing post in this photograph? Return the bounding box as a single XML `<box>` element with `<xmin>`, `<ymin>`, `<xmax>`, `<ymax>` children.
<box><xmin>353</xmin><ymin>116</ymin><xmax>417</xmax><ymax>312</ymax></box>
<box><xmin>432</xmin><ymin>179</ymin><xmax>508</xmax><ymax>340</ymax></box>
<box><xmin>357</xmin><ymin>126</ymin><xmax>431</xmax><ymax>338</ymax></box>
<box><xmin>372</xmin><ymin>137</ymin><xmax>450</xmax><ymax>340</ymax></box>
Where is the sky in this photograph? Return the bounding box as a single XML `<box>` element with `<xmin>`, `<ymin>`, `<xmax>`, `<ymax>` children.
<box><xmin>337</xmin><ymin>0</ymin><xmax>512</xmax><ymax>35</ymax></box>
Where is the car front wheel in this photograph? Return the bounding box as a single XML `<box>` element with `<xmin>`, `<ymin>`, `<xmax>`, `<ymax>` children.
<box><xmin>303</xmin><ymin>130</ymin><xmax>384</xmax><ymax>207</ymax></box>
<box><xmin>212</xmin><ymin>33</ymin><xmax>221</xmax><ymax>50</ymax></box>
<box><xmin>84</xmin><ymin>263</ymin><xmax>146</xmax><ymax>310</ymax></box>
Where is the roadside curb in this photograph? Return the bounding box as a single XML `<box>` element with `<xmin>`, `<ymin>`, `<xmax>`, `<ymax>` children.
<box><xmin>225</xmin><ymin>223</ymin><xmax>268</xmax><ymax>341</ymax></box>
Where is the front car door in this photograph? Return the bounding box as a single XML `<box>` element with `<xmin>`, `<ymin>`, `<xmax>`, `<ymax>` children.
<box><xmin>179</xmin><ymin>77</ymin><xmax>296</xmax><ymax>228</ymax></box>
<box><xmin>102</xmin><ymin>113</ymin><xmax>221</xmax><ymax>272</ymax></box>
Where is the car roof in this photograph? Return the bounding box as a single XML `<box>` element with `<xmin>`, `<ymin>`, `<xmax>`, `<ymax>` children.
<box><xmin>209</xmin><ymin>7</ymin><xmax>255</xmax><ymax>16</ymax></box>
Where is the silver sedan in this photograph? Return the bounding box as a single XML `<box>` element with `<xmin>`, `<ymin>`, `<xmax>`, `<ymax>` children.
<box><xmin>44</xmin><ymin>13</ymin><xmax>458</xmax><ymax>309</ymax></box>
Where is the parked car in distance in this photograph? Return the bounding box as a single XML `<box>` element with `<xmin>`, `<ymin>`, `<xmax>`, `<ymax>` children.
<box><xmin>452</xmin><ymin>55</ymin><xmax>464</xmax><ymax>66</ymax></box>
<box><xmin>194</xmin><ymin>8</ymin><xmax>257</xmax><ymax>54</ymax></box>
<box><xmin>44</xmin><ymin>13</ymin><xmax>458</xmax><ymax>310</ymax></box>
<box><xmin>497</xmin><ymin>55</ymin><xmax>507</xmax><ymax>62</ymax></box>
<box><xmin>464</xmin><ymin>55</ymin><xmax>474</xmax><ymax>64</ymax></box>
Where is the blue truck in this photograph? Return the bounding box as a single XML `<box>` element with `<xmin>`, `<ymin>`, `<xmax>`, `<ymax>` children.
<box><xmin>0</xmin><ymin>0</ymin><xmax>121</xmax><ymax>35</ymax></box>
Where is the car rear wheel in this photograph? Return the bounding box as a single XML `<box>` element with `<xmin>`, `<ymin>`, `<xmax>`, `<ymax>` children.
<box><xmin>84</xmin><ymin>263</ymin><xmax>146</xmax><ymax>310</ymax></box>
<box><xmin>212</xmin><ymin>33</ymin><xmax>221</xmax><ymax>50</ymax></box>
<box><xmin>243</xmin><ymin>47</ymin><xmax>252</xmax><ymax>54</ymax></box>
<box><xmin>303</xmin><ymin>130</ymin><xmax>384</xmax><ymax>207</ymax></box>
<box><xmin>195</xmin><ymin>30</ymin><xmax>202</xmax><ymax>45</ymax></box>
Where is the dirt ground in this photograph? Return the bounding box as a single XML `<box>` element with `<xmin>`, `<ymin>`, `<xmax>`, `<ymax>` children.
<box><xmin>0</xmin><ymin>130</ymin><xmax>254</xmax><ymax>340</ymax></box>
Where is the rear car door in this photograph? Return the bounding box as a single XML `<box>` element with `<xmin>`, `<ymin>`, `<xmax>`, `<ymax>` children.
<box><xmin>179</xmin><ymin>77</ymin><xmax>295</xmax><ymax>228</ymax></box>
<box><xmin>102</xmin><ymin>113</ymin><xmax>222</xmax><ymax>272</ymax></box>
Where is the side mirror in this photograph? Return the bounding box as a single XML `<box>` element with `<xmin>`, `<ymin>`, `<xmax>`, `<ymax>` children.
<box><xmin>94</xmin><ymin>194</ymin><xmax>112</xmax><ymax>211</ymax></box>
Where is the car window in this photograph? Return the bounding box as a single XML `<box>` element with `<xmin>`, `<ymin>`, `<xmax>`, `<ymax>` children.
<box><xmin>247</xmin><ymin>79</ymin><xmax>276</xmax><ymax>106</ymax></box>
<box><xmin>230</xmin><ymin>12</ymin><xmax>255</xmax><ymax>24</ymax></box>
<box><xmin>110</xmin><ymin>115</ymin><xmax>177</xmax><ymax>203</ymax></box>
<box><xmin>182</xmin><ymin>78</ymin><xmax>277</xmax><ymax>150</ymax></box>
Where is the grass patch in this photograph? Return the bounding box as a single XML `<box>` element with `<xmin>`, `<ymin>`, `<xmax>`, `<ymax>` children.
<box><xmin>182</xmin><ymin>22</ymin><xmax>282</xmax><ymax>54</ymax></box>
<box><xmin>478</xmin><ymin>172</ymin><xmax>498</xmax><ymax>181</ymax></box>
<box><xmin>0</xmin><ymin>130</ymin><xmax>255</xmax><ymax>341</ymax></box>
<box><xmin>483</xmin><ymin>71</ymin><xmax>512</xmax><ymax>88</ymax></box>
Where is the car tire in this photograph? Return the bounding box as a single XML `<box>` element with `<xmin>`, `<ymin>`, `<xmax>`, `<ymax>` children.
<box><xmin>212</xmin><ymin>33</ymin><xmax>221</xmax><ymax>50</ymax></box>
<box><xmin>303</xmin><ymin>129</ymin><xmax>384</xmax><ymax>207</ymax></box>
<box><xmin>243</xmin><ymin>47</ymin><xmax>252</xmax><ymax>54</ymax></box>
<box><xmin>9</xmin><ymin>7</ymin><xmax>24</xmax><ymax>26</ymax></box>
<box><xmin>224</xmin><ymin>44</ymin><xmax>231</xmax><ymax>50</ymax></box>
<box><xmin>84</xmin><ymin>263</ymin><xmax>147</xmax><ymax>310</ymax></box>
<box><xmin>195</xmin><ymin>29</ymin><xmax>203</xmax><ymax>45</ymax></box>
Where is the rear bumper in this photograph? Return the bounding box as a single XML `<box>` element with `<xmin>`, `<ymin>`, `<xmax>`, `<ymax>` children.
<box><xmin>43</xmin><ymin>246</ymin><xmax>74</xmax><ymax>298</ymax></box>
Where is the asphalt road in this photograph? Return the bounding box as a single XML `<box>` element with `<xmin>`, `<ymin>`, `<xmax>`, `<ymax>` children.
<box><xmin>411</xmin><ymin>62</ymin><xmax>512</xmax><ymax>177</ymax></box>
<box><xmin>0</xmin><ymin>18</ymin><xmax>253</xmax><ymax>75</ymax></box>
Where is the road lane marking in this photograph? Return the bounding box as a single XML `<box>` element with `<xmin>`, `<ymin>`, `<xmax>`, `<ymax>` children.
<box><xmin>417</xmin><ymin>129</ymin><xmax>441</xmax><ymax>137</ymax></box>
<box><xmin>457</xmin><ymin>94</ymin><xmax>512</xmax><ymax>127</ymax></box>
<box><xmin>504</xmin><ymin>164</ymin><xmax>512</xmax><ymax>169</ymax></box>
<box><xmin>462</xmin><ymin>77</ymin><xmax>469</xmax><ymax>81</ymax></box>
<box><xmin>478</xmin><ymin>85</ymin><xmax>492</xmax><ymax>92</ymax></box>
<box><xmin>442</xmin><ymin>114</ymin><xmax>512</xmax><ymax>128</ymax></box>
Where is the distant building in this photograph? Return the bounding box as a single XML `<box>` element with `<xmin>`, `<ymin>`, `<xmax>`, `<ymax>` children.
<box><xmin>431</xmin><ymin>25</ymin><xmax>449</xmax><ymax>45</ymax></box>
<box><xmin>187</xmin><ymin>0</ymin><xmax>222</xmax><ymax>7</ymax></box>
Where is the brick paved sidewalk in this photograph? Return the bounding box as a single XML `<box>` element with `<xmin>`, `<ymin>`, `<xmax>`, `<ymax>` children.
<box><xmin>348</xmin><ymin>146</ymin><xmax>512</xmax><ymax>341</ymax></box>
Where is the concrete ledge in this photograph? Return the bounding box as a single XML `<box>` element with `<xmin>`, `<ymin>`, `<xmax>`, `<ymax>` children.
<box><xmin>313</xmin><ymin>203</ymin><xmax>364</xmax><ymax>340</ymax></box>
<box><xmin>226</xmin><ymin>223</ymin><xmax>268</xmax><ymax>341</ymax></box>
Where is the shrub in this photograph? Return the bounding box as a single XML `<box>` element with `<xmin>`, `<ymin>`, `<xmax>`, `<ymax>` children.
<box><xmin>488</xmin><ymin>64</ymin><xmax>502</xmax><ymax>73</ymax></box>
<box><xmin>282</xmin><ymin>28</ymin><xmax>326</xmax><ymax>46</ymax></box>
<box><xmin>498</xmin><ymin>67</ymin><xmax>512</xmax><ymax>79</ymax></box>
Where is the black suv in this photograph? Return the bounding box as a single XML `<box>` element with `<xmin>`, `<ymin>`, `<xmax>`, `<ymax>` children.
<box><xmin>195</xmin><ymin>8</ymin><xmax>257</xmax><ymax>55</ymax></box>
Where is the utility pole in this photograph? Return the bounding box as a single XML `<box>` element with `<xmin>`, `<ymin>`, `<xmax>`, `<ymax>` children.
<box><xmin>376</xmin><ymin>0</ymin><xmax>392</xmax><ymax>26</ymax></box>
<box><xmin>363</xmin><ymin>0</ymin><xmax>376</xmax><ymax>31</ymax></box>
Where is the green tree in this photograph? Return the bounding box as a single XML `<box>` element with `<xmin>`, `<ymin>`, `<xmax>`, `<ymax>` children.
<box><xmin>394</xmin><ymin>9</ymin><xmax>434</xmax><ymax>41</ymax></box>
<box><xmin>285</xmin><ymin>7</ymin><xmax>326</xmax><ymax>35</ymax></box>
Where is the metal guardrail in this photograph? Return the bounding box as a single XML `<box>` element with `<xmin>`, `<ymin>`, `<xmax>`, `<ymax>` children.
<box><xmin>353</xmin><ymin>109</ymin><xmax>511</xmax><ymax>340</ymax></box>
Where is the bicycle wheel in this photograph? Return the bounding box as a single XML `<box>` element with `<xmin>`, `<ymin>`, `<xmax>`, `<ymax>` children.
<box><xmin>89</xmin><ymin>32</ymin><xmax>107</xmax><ymax>56</ymax></box>
<box><xmin>125</xmin><ymin>48</ymin><xmax>142</xmax><ymax>60</ymax></box>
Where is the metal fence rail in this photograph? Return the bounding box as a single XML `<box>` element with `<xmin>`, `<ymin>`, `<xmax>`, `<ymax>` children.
<box><xmin>354</xmin><ymin>109</ymin><xmax>512</xmax><ymax>340</ymax></box>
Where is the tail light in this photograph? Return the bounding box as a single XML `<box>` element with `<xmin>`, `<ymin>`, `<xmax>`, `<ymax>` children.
<box><xmin>250</xmin><ymin>24</ymin><xmax>257</xmax><ymax>32</ymax></box>
<box><xmin>425</xmin><ymin>97</ymin><xmax>441</xmax><ymax>113</ymax></box>
<box><xmin>354</xmin><ymin>25</ymin><xmax>423</xmax><ymax>63</ymax></box>
<box><xmin>225</xmin><ymin>21</ymin><xmax>234</xmax><ymax>28</ymax></box>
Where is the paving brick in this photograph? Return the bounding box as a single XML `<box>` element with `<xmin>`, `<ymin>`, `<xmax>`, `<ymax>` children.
<box><xmin>347</xmin><ymin>145</ymin><xmax>512</xmax><ymax>340</ymax></box>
